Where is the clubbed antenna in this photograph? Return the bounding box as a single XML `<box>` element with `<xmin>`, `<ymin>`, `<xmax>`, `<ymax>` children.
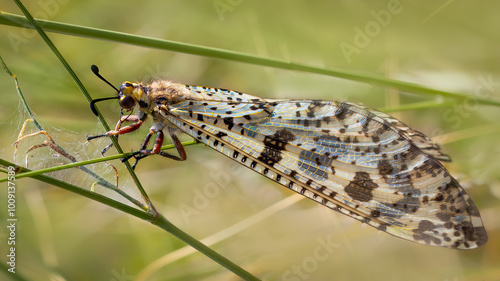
<box><xmin>91</xmin><ymin>65</ymin><xmax>119</xmax><ymax>92</ymax></box>
<box><xmin>89</xmin><ymin>65</ymin><xmax>120</xmax><ymax>116</ymax></box>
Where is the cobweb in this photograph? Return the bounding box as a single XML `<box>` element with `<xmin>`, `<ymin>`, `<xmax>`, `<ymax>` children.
<box><xmin>0</xmin><ymin>100</ymin><xmax>143</xmax><ymax>207</ymax></box>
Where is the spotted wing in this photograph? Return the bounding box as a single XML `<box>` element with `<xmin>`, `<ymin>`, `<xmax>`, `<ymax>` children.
<box><xmin>161</xmin><ymin>86</ymin><xmax>487</xmax><ymax>249</ymax></box>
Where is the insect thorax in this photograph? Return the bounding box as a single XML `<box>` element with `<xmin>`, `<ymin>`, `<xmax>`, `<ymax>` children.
<box><xmin>146</xmin><ymin>80</ymin><xmax>195</xmax><ymax>108</ymax></box>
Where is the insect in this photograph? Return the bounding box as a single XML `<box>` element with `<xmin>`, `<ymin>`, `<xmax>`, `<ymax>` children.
<box><xmin>88</xmin><ymin>65</ymin><xmax>487</xmax><ymax>249</ymax></box>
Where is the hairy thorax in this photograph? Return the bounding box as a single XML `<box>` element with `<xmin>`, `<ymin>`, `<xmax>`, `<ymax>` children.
<box><xmin>147</xmin><ymin>80</ymin><xmax>195</xmax><ymax>107</ymax></box>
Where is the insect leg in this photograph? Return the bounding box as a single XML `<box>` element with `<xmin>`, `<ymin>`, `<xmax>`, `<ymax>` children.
<box><xmin>99</xmin><ymin>115</ymin><xmax>141</xmax><ymax>155</ymax></box>
<box><xmin>121</xmin><ymin>130</ymin><xmax>153</xmax><ymax>165</ymax></box>
<box><xmin>24</xmin><ymin>140</ymin><xmax>77</xmax><ymax>168</ymax></box>
<box><xmin>159</xmin><ymin>132</ymin><xmax>187</xmax><ymax>161</ymax></box>
<box><xmin>88</xmin><ymin>115</ymin><xmax>144</xmax><ymax>158</ymax></box>
<box><xmin>13</xmin><ymin>119</ymin><xmax>56</xmax><ymax>161</ymax></box>
<box><xmin>124</xmin><ymin>130</ymin><xmax>187</xmax><ymax>169</ymax></box>
<box><xmin>87</xmin><ymin>115</ymin><xmax>143</xmax><ymax>141</ymax></box>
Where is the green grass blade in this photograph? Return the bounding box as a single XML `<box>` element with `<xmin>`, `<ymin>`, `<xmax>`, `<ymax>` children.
<box><xmin>1</xmin><ymin>11</ymin><xmax>499</xmax><ymax>106</ymax></box>
<box><xmin>379</xmin><ymin>99</ymin><xmax>453</xmax><ymax>113</ymax></box>
<box><xmin>0</xmin><ymin>158</ymin><xmax>152</xmax><ymax>221</ymax></box>
<box><xmin>153</xmin><ymin>215</ymin><xmax>261</xmax><ymax>281</ymax></box>
<box><xmin>6</xmin><ymin>3</ymin><xmax>259</xmax><ymax>278</ymax></box>
<box><xmin>0</xmin><ymin>157</ymin><xmax>261</xmax><ymax>281</ymax></box>
<box><xmin>0</xmin><ymin>141</ymin><xmax>198</xmax><ymax>183</ymax></box>
<box><xmin>0</xmin><ymin>55</ymin><xmax>120</xmax><ymax>191</ymax></box>
<box><xmin>0</xmin><ymin>56</ymin><xmax>43</xmax><ymax>131</ymax></box>
<box><xmin>10</xmin><ymin>0</ymin><xmax>151</xmax><ymax>208</ymax></box>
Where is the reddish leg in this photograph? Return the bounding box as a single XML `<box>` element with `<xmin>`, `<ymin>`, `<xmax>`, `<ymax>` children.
<box><xmin>87</xmin><ymin>115</ymin><xmax>143</xmax><ymax>141</ymax></box>
<box><xmin>89</xmin><ymin>115</ymin><xmax>187</xmax><ymax>169</ymax></box>
<box><xmin>123</xmin><ymin>130</ymin><xmax>187</xmax><ymax>169</ymax></box>
<box><xmin>88</xmin><ymin>115</ymin><xmax>143</xmax><ymax>155</ymax></box>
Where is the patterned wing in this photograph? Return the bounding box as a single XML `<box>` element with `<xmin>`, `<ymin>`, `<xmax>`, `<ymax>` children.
<box><xmin>161</xmin><ymin>86</ymin><xmax>487</xmax><ymax>249</ymax></box>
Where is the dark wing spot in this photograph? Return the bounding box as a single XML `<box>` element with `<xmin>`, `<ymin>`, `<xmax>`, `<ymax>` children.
<box><xmin>334</xmin><ymin>103</ymin><xmax>349</xmax><ymax>120</ymax></box>
<box><xmin>377</xmin><ymin>160</ymin><xmax>394</xmax><ymax>176</ymax></box>
<box><xmin>371</xmin><ymin>210</ymin><xmax>381</xmax><ymax>217</ymax></box>
<box><xmin>258</xmin><ymin>147</ymin><xmax>282</xmax><ymax>166</ymax></box>
<box><xmin>214</xmin><ymin>132</ymin><xmax>228</xmax><ymax>139</ymax></box>
<box><xmin>306</xmin><ymin>102</ymin><xmax>320</xmax><ymax>118</ymax></box>
<box><xmin>412</xmin><ymin>220</ymin><xmax>442</xmax><ymax>245</ymax></box>
<box><xmin>262</xmin><ymin>129</ymin><xmax>295</xmax><ymax>151</ymax></box>
<box><xmin>223</xmin><ymin>117</ymin><xmax>234</xmax><ymax>131</ymax></box>
<box><xmin>344</xmin><ymin>172</ymin><xmax>378</xmax><ymax>202</ymax></box>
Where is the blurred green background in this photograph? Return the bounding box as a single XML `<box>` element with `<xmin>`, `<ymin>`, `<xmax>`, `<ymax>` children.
<box><xmin>1</xmin><ymin>1</ymin><xmax>499</xmax><ymax>280</ymax></box>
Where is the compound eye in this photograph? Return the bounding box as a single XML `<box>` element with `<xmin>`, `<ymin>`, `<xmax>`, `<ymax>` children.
<box><xmin>119</xmin><ymin>95</ymin><xmax>135</xmax><ymax>109</ymax></box>
<box><xmin>120</xmin><ymin>82</ymin><xmax>134</xmax><ymax>95</ymax></box>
